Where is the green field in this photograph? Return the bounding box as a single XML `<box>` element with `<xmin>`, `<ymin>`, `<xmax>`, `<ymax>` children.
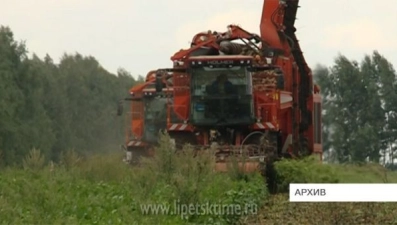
<box><xmin>1</xmin><ymin>137</ymin><xmax>397</xmax><ymax>225</ymax></box>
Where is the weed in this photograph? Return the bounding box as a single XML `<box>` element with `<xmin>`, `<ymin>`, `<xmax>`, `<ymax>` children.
<box><xmin>273</xmin><ymin>156</ymin><xmax>339</xmax><ymax>193</ymax></box>
<box><xmin>22</xmin><ymin>148</ymin><xmax>45</xmax><ymax>171</ymax></box>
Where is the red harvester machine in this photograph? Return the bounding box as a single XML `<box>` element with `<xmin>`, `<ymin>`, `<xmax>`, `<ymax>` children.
<box><xmin>119</xmin><ymin>0</ymin><xmax>322</xmax><ymax>183</ymax></box>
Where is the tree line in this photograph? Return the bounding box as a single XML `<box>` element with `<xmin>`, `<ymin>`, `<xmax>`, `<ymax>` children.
<box><xmin>0</xmin><ymin>26</ymin><xmax>140</xmax><ymax>166</ymax></box>
<box><xmin>314</xmin><ymin>52</ymin><xmax>397</xmax><ymax>165</ymax></box>
<box><xmin>1</xmin><ymin>26</ymin><xmax>396</xmax><ymax>166</ymax></box>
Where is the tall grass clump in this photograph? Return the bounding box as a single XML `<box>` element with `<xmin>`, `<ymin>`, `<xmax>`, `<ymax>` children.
<box><xmin>59</xmin><ymin>148</ymin><xmax>82</xmax><ymax>170</ymax></box>
<box><xmin>22</xmin><ymin>148</ymin><xmax>46</xmax><ymax>171</ymax></box>
<box><xmin>273</xmin><ymin>155</ymin><xmax>340</xmax><ymax>193</ymax></box>
<box><xmin>225</xmin><ymin>151</ymin><xmax>253</xmax><ymax>182</ymax></box>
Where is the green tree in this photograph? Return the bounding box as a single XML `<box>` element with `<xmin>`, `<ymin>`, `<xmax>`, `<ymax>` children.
<box><xmin>0</xmin><ymin>26</ymin><xmax>27</xmax><ymax>163</ymax></box>
<box><xmin>314</xmin><ymin>51</ymin><xmax>397</xmax><ymax>163</ymax></box>
<box><xmin>0</xmin><ymin>26</ymin><xmax>138</xmax><ymax>165</ymax></box>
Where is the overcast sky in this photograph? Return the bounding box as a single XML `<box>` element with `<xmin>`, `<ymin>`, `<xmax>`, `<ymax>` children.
<box><xmin>2</xmin><ymin>0</ymin><xmax>396</xmax><ymax>78</ymax></box>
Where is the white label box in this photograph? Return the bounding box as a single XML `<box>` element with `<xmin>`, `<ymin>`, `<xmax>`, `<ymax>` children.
<box><xmin>289</xmin><ymin>183</ymin><xmax>397</xmax><ymax>202</ymax></box>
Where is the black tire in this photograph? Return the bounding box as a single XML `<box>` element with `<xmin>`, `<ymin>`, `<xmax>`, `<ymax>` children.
<box><xmin>265</xmin><ymin>160</ymin><xmax>278</xmax><ymax>194</ymax></box>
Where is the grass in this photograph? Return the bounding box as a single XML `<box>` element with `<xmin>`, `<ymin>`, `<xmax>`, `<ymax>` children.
<box><xmin>333</xmin><ymin>163</ymin><xmax>396</xmax><ymax>183</ymax></box>
<box><xmin>259</xmin><ymin>194</ymin><xmax>397</xmax><ymax>224</ymax></box>
<box><xmin>1</xmin><ymin>134</ymin><xmax>397</xmax><ymax>224</ymax></box>
<box><xmin>254</xmin><ymin>158</ymin><xmax>397</xmax><ymax>224</ymax></box>
<box><xmin>0</xmin><ymin>134</ymin><xmax>268</xmax><ymax>225</ymax></box>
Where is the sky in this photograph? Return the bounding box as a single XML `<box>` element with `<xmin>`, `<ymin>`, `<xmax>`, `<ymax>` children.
<box><xmin>2</xmin><ymin>0</ymin><xmax>397</xmax><ymax>79</ymax></box>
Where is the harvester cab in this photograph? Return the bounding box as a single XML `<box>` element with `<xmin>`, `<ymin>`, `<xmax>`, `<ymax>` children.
<box><xmin>188</xmin><ymin>55</ymin><xmax>255</xmax><ymax>127</ymax></box>
<box><xmin>141</xmin><ymin>89</ymin><xmax>168</xmax><ymax>142</ymax></box>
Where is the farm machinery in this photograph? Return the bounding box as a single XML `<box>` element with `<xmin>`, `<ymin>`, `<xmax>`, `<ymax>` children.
<box><xmin>118</xmin><ymin>70</ymin><xmax>172</xmax><ymax>164</ymax></box>
<box><xmin>119</xmin><ymin>0</ymin><xmax>322</xmax><ymax>177</ymax></box>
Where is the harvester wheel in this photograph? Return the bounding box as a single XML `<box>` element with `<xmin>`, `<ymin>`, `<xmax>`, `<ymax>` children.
<box><xmin>264</xmin><ymin>159</ymin><xmax>278</xmax><ymax>194</ymax></box>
